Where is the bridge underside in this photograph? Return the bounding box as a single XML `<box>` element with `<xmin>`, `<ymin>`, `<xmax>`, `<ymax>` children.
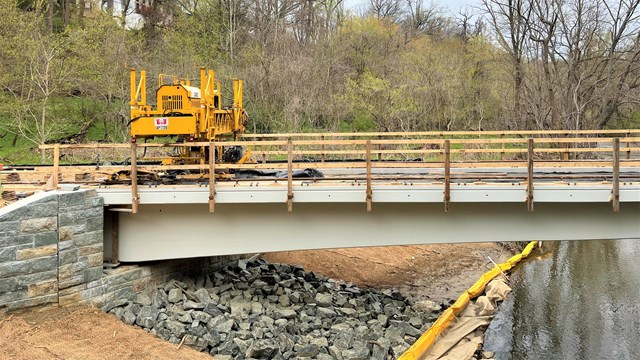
<box><xmin>110</xmin><ymin>202</ymin><xmax>640</xmax><ymax>262</ymax></box>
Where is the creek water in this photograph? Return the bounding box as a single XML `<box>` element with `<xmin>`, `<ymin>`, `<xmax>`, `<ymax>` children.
<box><xmin>484</xmin><ymin>239</ymin><xmax>640</xmax><ymax>360</ymax></box>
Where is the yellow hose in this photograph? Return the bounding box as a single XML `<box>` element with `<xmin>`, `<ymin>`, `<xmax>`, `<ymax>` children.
<box><xmin>398</xmin><ymin>241</ymin><xmax>538</xmax><ymax>360</ymax></box>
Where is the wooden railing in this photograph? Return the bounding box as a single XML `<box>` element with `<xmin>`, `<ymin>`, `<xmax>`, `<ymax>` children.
<box><xmin>0</xmin><ymin>131</ymin><xmax>636</xmax><ymax>213</ymax></box>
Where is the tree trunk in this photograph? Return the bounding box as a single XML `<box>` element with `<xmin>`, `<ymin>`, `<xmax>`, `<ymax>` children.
<box><xmin>47</xmin><ymin>0</ymin><xmax>55</xmax><ymax>32</ymax></box>
<box><xmin>78</xmin><ymin>0</ymin><xmax>85</xmax><ymax>19</ymax></box>
<box><xmin>63</xmin><ymin>0</ymin><xmax>71</xmax><ymax>25</ymax></box>
<box><xmin>514</xmin><ymin>58</ymin><xmax>525</xmax><ymax>129</ymax></box>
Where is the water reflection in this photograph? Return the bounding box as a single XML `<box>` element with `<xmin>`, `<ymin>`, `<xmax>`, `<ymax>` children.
<box><xmin>484</xmin><ymin>239</ymin><xmax>640</xmax><ymax>360</ymax></box>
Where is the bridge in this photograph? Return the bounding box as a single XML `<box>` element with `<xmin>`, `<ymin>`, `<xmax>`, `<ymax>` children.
<box><xmin>2</xmin><ymin>130</ymin><xmax>640</xmax><ymax>262</ymax></box>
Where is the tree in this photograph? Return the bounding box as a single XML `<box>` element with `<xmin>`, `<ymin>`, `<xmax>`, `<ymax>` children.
<box><xmin>483</xmin><ymin>0</ymin><xmax>533</xmax><ymax>129</ymax></box>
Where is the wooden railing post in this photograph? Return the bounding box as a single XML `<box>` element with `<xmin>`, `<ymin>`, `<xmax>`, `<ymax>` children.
<box><xmin>625</xmin><ymin>131</ymin><xmax>631</xmax><ymax>160</ymax></box>
<box><xmin>613</xmin><ymin>137</ymin><xmax>620</xmax><ymax>212</ymax></box>
<box><xmin>444</xmin><ymin>139</ymin><xmax>451</xmax><ymax>212</ymax></box>
<box><xmin>130</xmin><ymin>140</ymin><xmax>139</xmax><ymax>214</ymax></box>
<box><xmin>260</xmin><ymin>137</ymin><xmax>267</xmax><ymax>164</ymax></box>
<box><xmin>366</xmin><ymin>140</ymin><xmax>372</xmax><ymax>212</ymax></box>
<box><xmin>208</xmin><ymin>142</ymin><xmax>216</xmax><ymax>213</ymax></box>
<box><xmin>53</xmin><ymin>143</ymin><xmax>60</xmax><ymax>189</ymax></box>
<box><xmin>287</xmin><ymin>140</ymin><xmax>293</xmax><ymax>212</ymax></box>
<box><xmin>527</xmin><ymin>138</ymin><xmax>534</xmax><ymax>212</ymax></box>
<box><xmin>500</xmin><ymin>134</ymin><xmax>506</xmax><ymax>161</ymax></box>
<box><xmin>377</xmin><ymin>135</ymin><xmax>382</xmax><ymax>161</ymax></box>
<box><xmin>320</xmin><ymin>135</ymin><xmax>325</xmax><ymax>163</ymax></box>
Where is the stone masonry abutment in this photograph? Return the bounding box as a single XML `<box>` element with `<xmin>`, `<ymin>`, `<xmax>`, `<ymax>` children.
<box><xmin>0</xmin><ymin>190</ymin><xmax>235</xmax><ymax>312</ymax></box>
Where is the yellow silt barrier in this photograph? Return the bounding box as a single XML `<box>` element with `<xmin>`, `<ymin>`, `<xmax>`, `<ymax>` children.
<box><xmin>398</xmin><ymin>241</ymin><xmax>539</xmax><ymax>360</ymax></box>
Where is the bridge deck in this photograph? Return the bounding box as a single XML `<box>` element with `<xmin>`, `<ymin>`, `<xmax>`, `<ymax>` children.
<box><xmin>95</xmin><ymin>167</ymin><xmax>640</xmax><ymax>206</ymax></box>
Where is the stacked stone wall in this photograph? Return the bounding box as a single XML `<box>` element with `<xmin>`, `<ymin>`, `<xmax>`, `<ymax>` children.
<box><xmin>0</xmin><ymin>192</ymin><xmax>62</xmax><ymax>310</ymax></box>
<box><xmin>0</xmin><ymin>190</ymin><xmax>237</xmax><ymax>312</ymax></box>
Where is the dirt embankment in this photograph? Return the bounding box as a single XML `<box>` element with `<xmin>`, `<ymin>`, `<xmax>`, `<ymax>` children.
<box><xmin>0</xmin><ymin>243</ymin><xmax>511</xmax><ymax>359</ymax></box>
<box><xmin>262</xmin><ymin>243</ymin><xmax>511</xmax><ymax>304</ymax></box>
<box><xmin>0</xmin><ymin>306</ymin><xmax>210</xmax><ymax>360</ymax></box>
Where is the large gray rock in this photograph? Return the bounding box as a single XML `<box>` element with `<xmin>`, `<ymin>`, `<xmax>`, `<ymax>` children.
<box><xmin>215</xmin><ymin>319</ymin><xmax>235</xmax><ymax>333</ymax></box>
<box><xmin>334</xmin><ymin>328</ymin><xmax>355</xmax><ymax>350</ymax></box>
<box><xmin>275</xmin><ymin>333</ymin><xmax>295</xmax><ymax>353</ymax></box>
<box><xmin>134</xmin><ymin>293</ymin><xmax>153</xmax><ymax>306</ymax></box>
<box><xmin>390</xmin><ymin>320</ymin><xmax>422</xmax><ymax>337</ymax></box>
<box><xmin>168</xmin><ymin>288</ymin><xmax>182</xmax><ymax>303</ymax></box>
<box><xmin>391</xmin><ymin>343</ymin><xmax>410</xmax><ymax>358</ymax></box>
<box><xmin>102</xmin><ymin>298</ymin><xmax>128</xmax><ymax>312</ymax></box>
<box><xmin>310</xmin><ymin>337</ymin><xmax>328</xmax><ymax>348</ymax></box>
<box><xmin>342</xmin><ymin>343</ymin><xmax>370</xmax><ymax>360</ymax></box>
<box><xmin>122</xmin><ymin>309</ymin><xmax>136</xmax><ymax>325</ymax></box>
<box><xmin>371</xmin><ymin>337</ymin><xmax>391</xmax><ymax>360</ymax></box>
<box><xmin>315</xmin><ymin>293</ymin><xmax>333</xmax><ymax>307</ymax></box>
<box><xmin>135</xmin><ymin>306</ymin><xmax>159</xmax><ymax>328</ymax></box>
<box><xmin>297</xmin><ymin>343</ymin><xmax>320</xmax><ymax>358</ymax></box>
<box><xmin>165</xmin><ymin>320</ymin><xmax>187</xmax><ymax>338</ymax></box>
<box><xmin>328</xmin><ymin>346</ymin><xmax>343</xmax><ymax>360</ymax></box>
<box><xmin>278</xmin><ymin>294</ymin><xmax>291</xmax><ymax>307</ymax></box>
<box><xmin>233</xmin><ymin>338</ymin><xmax>252</xmax><ymax>354</ymax></box>
<box><xmin>183</xmin><ymin>300</ymin><xmax>205</xmax><ymax>310</ymax></box>
<box><xmin>229</xmin><ymin>297</ymin><xmax>252</xmax><ymax>317</ymax></box>
<box><xmin>384</xmin><ymin>326</ymin><xmax>406</xmax><ymax>345</ymax></box>
<box><xmin>203</xmin><ymin>330</ymin><xmax>221</xmax><ymax>347</ymax></box>
<box><xmin>204</xmin><ymin>303</ymin><xmax>223</xmax><ymax>316</ymax></box>
<box><xmin>193</xmin><ymin>288</ymin><xmax>211</xmax><ymax>304</ymax></box>
<box><xmin>246</xmin><ymin>339</ymin><xmax>278</xmax><ymax>358</ymax></box>
<box><xmin>272</xmin><ymin>308</ymin><xmax>297</xmax><ymax>320</ymax></box>
<box><xmin>177</xmin><ymin>312</ymin><xmax>193</xmax><ymax>324</ymax></box>
<box><xmin>192</xmin><ymin>311</ymin><xmax>213</xmax><ymax>324</ymax></box>
<box><xmin>317</xmin><ymin>307</ymin><xmax>337</xmax><ymax>317</ymax></box>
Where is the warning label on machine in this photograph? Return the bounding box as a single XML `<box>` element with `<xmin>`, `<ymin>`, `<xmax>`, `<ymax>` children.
<box><xmin>154</xmin><ymin>117</ymin><xmax>169</xmax><ymax>130</ymax></box>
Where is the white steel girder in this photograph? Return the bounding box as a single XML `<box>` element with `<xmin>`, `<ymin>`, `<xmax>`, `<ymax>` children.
<box><xmin>113</xmin><ymin>202</ymin><xmax>640</xmax><ymax>262</ymax></box>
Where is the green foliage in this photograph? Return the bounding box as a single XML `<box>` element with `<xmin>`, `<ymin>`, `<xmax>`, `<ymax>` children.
<box><xmin>0</xmin><ymin>0</ymin><xmax>638</xmax><ymax>165</ymax></box>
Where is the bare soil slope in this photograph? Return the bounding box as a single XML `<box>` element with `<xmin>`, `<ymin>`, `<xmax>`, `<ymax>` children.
<box><xmin>0</xmin><ymin>306</ymin><xmax>211</xmax><ymax>360</ymax></box>
<box><xmin>262</xmin><ymin>243</ymin><xmax>511</xmax><ymax>303</ymax></box>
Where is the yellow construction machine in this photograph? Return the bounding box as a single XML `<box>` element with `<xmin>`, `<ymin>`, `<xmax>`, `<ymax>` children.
<box><xmin>128</xmin><ymin>67</ymin><xmax>250</xmax><ymax>165</ymax></box>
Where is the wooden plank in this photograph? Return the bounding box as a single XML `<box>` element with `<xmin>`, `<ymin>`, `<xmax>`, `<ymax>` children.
<box><xmin>527</xmin><ymin>139</ymin><xmax>534</xmax><ymax>212</ymax></box>
<box><xmin>366</xmin><ymin>140</ymin><xmax>372</xmax><ymax>212</ymax></box>
<box><xmin>53</xmin><ymin>144</ymin><xmax>60</xmax><ymax>189</ymax></box>
<box><xmin>130</xmin><ymin>141</ymin><xmax>139</xmax><ymax>214</ymax></box>
<box><xmin>208</xmin><ymin>142</ymin><xmax>215</xmax><ymax>213</ymax></box>
<box><xmin>444</xmin><ymin>140</ymin><xmax>451</xmax><ymax>212</ymax></box>
<box><xmin>287</xmin><ymin>140</ymin><xmax>293</xmax><ymax>212</ymax></box>
<box><xmin>613</xmin><ymin>138</ymin><xmax>620</xmax><ymax>213</ymax></box>
<box><xmin>38</xmin><ymin>136</ymin><xmax>640</xmax><ymax>151</ymax></box>
<box><xmin>238</xmin><ymin>129</ymin><xmax>640</xmax><ymax>138</ymax></box>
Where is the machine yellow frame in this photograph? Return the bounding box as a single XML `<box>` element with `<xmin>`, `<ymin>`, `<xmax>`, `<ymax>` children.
<box><xmin>129</xmin><ymin>67</ymin><xmax>247</xmax><ymax>142</ymax></box>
